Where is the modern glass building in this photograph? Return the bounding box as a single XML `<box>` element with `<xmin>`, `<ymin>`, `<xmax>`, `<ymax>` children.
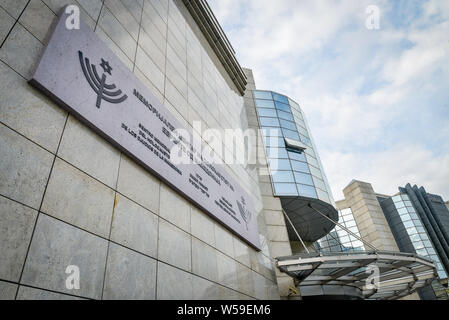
<box><xmin>316</xmin><ymin>207</ymin><xmax>365</xmax><ymax>253</ymax></box>
<box><xmin>252</xmin><ymin>90</ymin><xmax>338</xmax><ymax>243</ymax></box>
<box><xmin>379</xmin><ymin>184</ymin><xmax>449</xmax><ymax>299</ymax></box>
<box><xmin>254</xmin><ymin>90</ymin><xmax>333</xmax><ymax>203</ymax></box>
<box><xmin>247</xmin><ymin>89</ymin><xmax>437</xmax><ymax>300</ymax></box>
<box><xmin>380</xmin><ymin>194</ymin><xmax>447</xmax><ymax>279</ymax></box>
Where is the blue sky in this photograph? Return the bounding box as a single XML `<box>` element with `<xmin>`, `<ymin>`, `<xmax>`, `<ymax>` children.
<box><xmin>209</xmin><ymin>0</ymin><xmax>449</xmax><ymax>200</ymax></box>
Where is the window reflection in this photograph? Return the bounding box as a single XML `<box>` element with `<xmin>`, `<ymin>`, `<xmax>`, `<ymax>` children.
<box><xmin>259</xmin><ymin>117</ymin><xmax>280</xmax><ymax>127</ymax></box>
<box><xmin>257</xmin><ymin>108</ymin><xmax>277</xmax><ymax>117</ymax></box>
<box><xmin>272</xmin><ymin>92</ymin><xmax>289</xmax><ymax>104</ymax></box>
<box><xmin>275</xmin><ymin>101</ymin><xmax>291</xmax><ymax>112</ymax></box>
<box><xmin>280</xmin><ymin>119</ymin><xmax>297</xmax><ymax>131</ymax></box>
<box><xmin>294</xmin><ymin>172</ymin><xmax>314</xmax><ymax>186</ymax></box>
<box><xmin>291</xmin><ymin>160</ymin><xmax>310</xmax><ymax>173</ymax></box>
<box><xmin>255</xmin><ymin>99</ymin><xmax>275</xmax><ymax>109</ymax></box>
<box><xmin>274</xmin><ymin>183</ymin><xmax>298</xmax><ymax>196</ymax></box>
<box><xmin>253</xmin><ymin>91</ymin><xmax>273</xmax><ymax>100</ymax></box>
<box><xmin>282</xmin><ymin>129</ymin><xmax>300</xmax><ymax>141</ymax></box>
<box><xmin>298</xmin><ymin>184</ymin><xmax>317</xmax><ymax>198</ymax></box>
<box><xmin>272</xmin><ymin>171</ymin><xmax>295</xmax><ymax>183</ymax></box>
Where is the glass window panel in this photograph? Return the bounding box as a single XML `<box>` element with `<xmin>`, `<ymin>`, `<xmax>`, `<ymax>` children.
<box><xmin>264</xmin><ymin>136</ymin><xmax>285</xmax><ymax>148</ymax></box>
<box><xmin>305</xmin><ymin>148</ymin><xmax>316</xmax><ymax>158</ymax></box>
<box><xmin>300</xmin><ymin>134</ymin><xmax>312</xmax><ymax>146</ymax></box>
<box><xmin>349</xmin><ymin>227</ymin><xmax>359</xmax><ymax>234</ymax></box>
<box><xmin>330</xmin><ymin>245</ymin><xmax>341</xmax><ymax>252</ymax></box>
<box><xmin>261</xmin><ymin>127</ymin><xmax>282</xmax><ymax>137</ymax></box>
<box><xmin>297</xmin><ymin>125</ymin><xmax>309</xmax><ymax>138</ymax></box>
<box><xmin>291</xmin><ymin>160</ymin><xmax>310</xmax><ymax>173</ymax></box>
<box><xmin>292</xmin><ymin>108</ymin><xmax>303</xmax><ymax>119</ymax></box>
<box><xmin>420</xmin><ymin>233</ymin><xmax>430</xmax><ymax>242</ymax></box>
<box><xmin>397</xmin><ymin>207</ymin><xmax>408</xmax><ymax>215</ymax></box>
<box><xmin>280</xmin><ymin>119</ymin><xmax>297</xmax><ymax>131</ymax></box>
<box><xmin>416</xmin><ymin>248</ymin><xmax>427</xmax><ymax>256</ymax></box>
<box><xmin>259</xmin><ymin>117</ymin><xmax>280</xmax><ymax>127</ymax></box>
<box><xmin>393</xmin><ymin>196</ymin><xmax>402</xmax><ymax>203</ymax></box>
<box><xmin>313</xmin><ymin>177</ymin><xmax>326</xmax><ymax>191</ymax></box>
<box><xmin>395</xmin><ymin>201</ymin><xmax>405</xmax><ymax>209</ymax></box>
<box><xmin>413</xmin><ymin>241</ymin><xmax>425</xmax><ymax>250</ymax></box>
<box><xmin>272</xmin><ymin>92</ymin><xmax>289</xmax><ymax>104</ymax></box>
<box><xmin>404</xmin><ymin>200</ymin><xmax>413</xmax><ymax>207</ymax></box>
<box><xmin>255</xmin><ymin>99</ymin><xmax>275</xmax><ymax>109</ymax></box>
<box><xmin>257</xmin><ymin>108</ymin><xmax>277</xmax><ymax>117</ymax></box>
<box><xmin>309</xmin><ymin>165</ymin><xmax>322</xmax><ymax>179</ymax></box>
<box><xmin>282</xmin><ymin>129</ymin><xmax>300</xmax><ymax>141</ymax></box>
<box><xmin>403</xmin><ymin>220</ymin><xmax>414</xmax><ymax>228</ymax></box>
<box><xmin>266</xmin><ymin>147</ymin><xmax>288</xmax><ymax>159</ymax></box>
<box><xmin>316</xmin><ymin>188</ymin><xmax>330</xmax><ymax>202</ymax></box>
<box><xmin>306</xmin><ymin>154</ymin><xmax>319</xmax><ymax>168</ymax></box>
<box><xmin>253</xmin><ymin>91</ymin><xmax>273</xmax><ymax>100</ymax></box>
<box><xmin>406</xmin><ymin>206</ymin><xmax>416</xmax><ymax>213</ymax></box>
<box><xmin>401</xmin><ymin>194</ymin><xmax>410</xmax><ymax>201</ymax></box>
<box><xmin>413</xmin><ymin>219</ymin><xmax>423</xmax><ymax>228</ymax></box>
<box><xmin>297</xmin><ymin>184</ymin><xmax>317</xmax><ymax>198</ymax></box>
<box><xmin>407</xmin><ymin>226</ymin><xmax>418</xmax><ymax>235</ymax></box>
<box><xmin>430</xmin><ymin>255</ymin><xmax>439</xmax><ymax>262</ymax></box>
<box><xmin>295</xmin><ymin>117</ymin><xmax>306</xmax><ymax>128</ymax></box>
<box><xmin>277</xmin><ymin>111</ymin><xmax>294</xmax><ymax>121</ymax></box>
<box><xmin>417</xmin><ymin>226</ymin><xmax>425</xmax><ymax>233</ymax></box>
<box><xmin>423</xmin><ymin>240</ymin><xmax>432</xmax><ymax>248</ymax></box>
<box><xmin>275</xmin><ymin>101</ymin><xmax>291</xmax><ymax>112</ymax></box>
<box><xmin>274</xmin><ymin>183</ymin><xmax>298</xmax><ymax>196</ymax></box>
<box><xmin>294</xmin><ymin>172</ymin><xmax>314</xmax><ymax>185</ymax></box>
<box><xmin>346</xmin><ymin>220</ymin><xmax>356</xmax><ymax>228</ymax></box>
<box><xmin>268</xmin><ymin>159</ymin><xmax>292</xmax><ymax>171</ymax></box>
<box><xmin>289</xmin><ymin>100</ymin><xmax>301</xmax><ymax>111</ymax></box>
<box><xmin>353</xmin><ymin>240</ymin><xmax>363</xmax><ymax>247</ymax></box>
<box><xmin>272</xmin><ymin>171</ymin><xmax>295</xmax><ymax>183</ymax></box>
<box><xmin>288</xmin><ymin>151</ymin><xmax>307</xmax><ymax>162</ymax></box>
<box><xmin>409</xmin><ymin>212</ymin><xmax>419</xmax><ymax>220</ymax></box>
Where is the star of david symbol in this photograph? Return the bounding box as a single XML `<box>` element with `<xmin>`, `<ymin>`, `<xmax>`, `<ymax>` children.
<box><xmin>100</xmin><ymin>58</ymin><xmax>112</xmax><ymax>75</ymax></box>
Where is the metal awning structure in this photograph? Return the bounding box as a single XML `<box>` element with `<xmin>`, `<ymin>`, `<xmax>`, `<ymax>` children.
<box><xmin>281</xmin><ymin>198</ymin><xmax>339</xmax><ymax>242</ymax></box>
<box><xmin>276</xmin><ymin>251</ymin><xmax>438</xmax><ymax>300</ymax></box>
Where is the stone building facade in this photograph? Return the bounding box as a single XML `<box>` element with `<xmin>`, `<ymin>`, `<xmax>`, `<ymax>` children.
<box><xmin>0</xmin><ymin>0</ymin><xmax>282</xmax><ymax>300</ymax></box>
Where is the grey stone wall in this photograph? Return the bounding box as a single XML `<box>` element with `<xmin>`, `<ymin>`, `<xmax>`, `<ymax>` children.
<box><xmin>342</xmin><ymin>180</ymin><xmax>399</xmax><ymax>251</ymax></box>
<box><xmin>0</xmin><ymin>0</ymin><xmax>279</xmax><ymax>300</ymax></box>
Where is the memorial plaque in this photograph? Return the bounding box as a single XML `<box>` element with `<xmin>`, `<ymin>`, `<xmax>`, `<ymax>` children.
<box><xmin>30</xmin><ymin>8</ymin><xmax>261</xmax><ymax>250</ymax></box>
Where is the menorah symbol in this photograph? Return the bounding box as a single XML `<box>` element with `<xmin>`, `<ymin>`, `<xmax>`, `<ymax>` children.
<box><xmin>78</xmin><ymin>51</ymin><xmax>128</xmax><ymax>108</ymax></box>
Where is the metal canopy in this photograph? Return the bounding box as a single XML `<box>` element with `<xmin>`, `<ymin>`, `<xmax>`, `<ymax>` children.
<box><xmin>276</xmin><ymin>251</ymin><xmax>438</xmax><ymax>300</ymax></box>
<box><xmin>281</xmin><ymin>197</ymin><xmax>339</xmax><ymax>242</ymax></box>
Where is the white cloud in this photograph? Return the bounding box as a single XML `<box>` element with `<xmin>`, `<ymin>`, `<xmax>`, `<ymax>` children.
<box><xmin>209</xmin><ymin>0</ymin><xmax>449</xmax><ymax>201</ymax></box>
<box><xmin>382</xmin><ymin>21</ymin><xmax>449</xmax><ymax>86</ymax></box>
<box><xmin>324</xmin><ymin>144</ymin><xmax>449</xmax><ymax>200</ymax></box>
